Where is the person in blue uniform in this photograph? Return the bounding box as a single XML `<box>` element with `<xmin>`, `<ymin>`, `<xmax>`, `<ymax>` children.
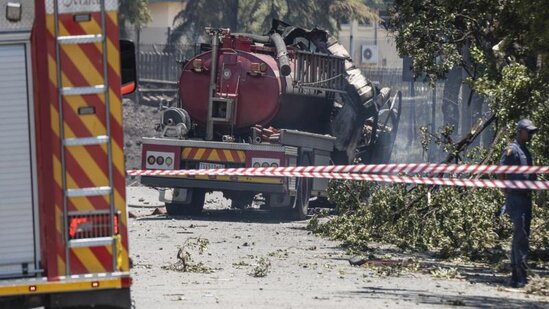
<box><xmin>500</xmin><ymin>119</ymin><xmax>538</xmax><ymax>288</ymax></box>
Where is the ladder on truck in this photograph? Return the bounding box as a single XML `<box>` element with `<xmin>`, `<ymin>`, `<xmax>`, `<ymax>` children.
<box><xmin>52</xmin><ymin>0</ymin><xmax>117</xmax><ymax>275</ymax></box>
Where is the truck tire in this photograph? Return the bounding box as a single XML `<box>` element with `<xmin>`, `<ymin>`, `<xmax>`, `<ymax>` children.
<box><xmin>165</xmin><ymin>189</ymin><xmax>206</xmax><ymax>216</ymax></box>
<box><xmin>292</xmin><ymin>177</ymin><xmax>312</xmax><ymax>220</ymax></box>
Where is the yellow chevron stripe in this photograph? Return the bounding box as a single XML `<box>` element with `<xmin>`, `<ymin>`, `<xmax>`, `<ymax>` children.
<box><xmin>223</xmin><ymin>150</ymin><xmax>234</xmax><ymax>161</ymax></box>
<box><xmin>49</xmin><ymin>16</ymin><xmax>124</xmax><ymax>169</ymax></box>
<box><xmin>113</xmin><ymin>189</ymin><xmax>129</xmax><ymax>271</ymax></box>
<box><xmin>93</xmin><ymin>12</ymin><xmax>123</xmax><ymax>129</ymax></box>
<box><xmin>237</xmin><ymin>151</ymin><xmax>246</xmax><ymax>162</ymax></box>
<box><xmin>50</xmin><ymin>104</ymin><xmax>109</xmax><ymax>187</ymax></box>
<box><xmin>72</xmin><ymin>247</ymin><xmax>106</xmax><ymax>273</ymax></box>
<box><xmin>48</xmin><ymin>14</ymin><xmax>128</xmax><ymax>274</ymax></box>
<box><xmin>48</xmin><ymin>54</ymin><xmax>125</xmax><ymax>187</ymax></box>
<box><xmin>181</xmin><ymin>148</ymin><xmax>247</xmax><ymax>163</ymax></box>
<box><xmin>208</xmin><ymin>149</ymin><xmax>221</xmax><ymax>161</ymax></box>
<box><xmin>54</xmin><ymin>153</ymin><xmax>96</xmax><ymax>211</ymax></box>
<box><xmin>66</xmin><ymin>146</ymin><xmax>109</xmax><ymax>188</ymax></box>
<box><xmin>109</xmin><ymin>91</ymin><xmax>126</xmax><ymax>175</ymax></box>
<box><xmin>194</xmin><ymin>148</ymin><xmax>206</xmax><ymax>160</ymax></box>
<box><xmin>47</xmin><ymin>55</ymin><xmax>106</xmax><ymax>138</ymax></box>
<box><xmin>55</xmin><ymin>204</ymin><xmax>66</xmax><ymax>275</ymax></box>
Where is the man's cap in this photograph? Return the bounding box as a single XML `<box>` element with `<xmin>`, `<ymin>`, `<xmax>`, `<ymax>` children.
<box><xmin>517</xmin><ymin>119</ymin><xmax>538</xmax><ymax>133</ymax></box>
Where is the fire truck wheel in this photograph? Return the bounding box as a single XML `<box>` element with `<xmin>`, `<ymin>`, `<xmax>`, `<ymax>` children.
<box><xmin>292</xmin><ymin>177</ymin><xmax>312</xmax><ymax>220</ymax></box>
<box><xmin>165</xmin><ymin>189</ymin><xmax>206</xmax><ymax>216</ymax></box>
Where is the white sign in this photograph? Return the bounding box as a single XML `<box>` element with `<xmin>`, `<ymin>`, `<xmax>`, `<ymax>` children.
<box><xmin>145</xmin><ymin>151</ymin><xmax>175</xmax><ymax>170</ymax></box>
<box><xmin>251</xmin><ymin>157</ymin><xmax>281</xmax><ymax>168</ymax></box>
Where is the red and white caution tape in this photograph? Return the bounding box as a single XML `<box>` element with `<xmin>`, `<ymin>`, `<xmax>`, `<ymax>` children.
<box><xmin>127</xmin><ymin>163</ymin><xmax>549</xmax><ymax>190</ymax></box>
<box><xmin>129</xmin><ymin>163</ymin><xmax>549</xmax><ymax>177</ymax></box>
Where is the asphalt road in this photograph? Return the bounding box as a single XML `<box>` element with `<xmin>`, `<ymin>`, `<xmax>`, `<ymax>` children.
<box><xmin>127</xmin><ymin>187</ymin><xmax>549</xmax><ymax>308</ymax></box>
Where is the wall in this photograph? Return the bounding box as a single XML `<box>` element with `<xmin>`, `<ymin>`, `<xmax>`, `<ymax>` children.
<box><xmin>140</xmin><ymin>1</ymin><xmax>185</xmax><ymax>45</ymax></box>
<box><xmin>338</xmin><ymin>20</ymin><xmax>402</xmax><ymax>69</ymax></box>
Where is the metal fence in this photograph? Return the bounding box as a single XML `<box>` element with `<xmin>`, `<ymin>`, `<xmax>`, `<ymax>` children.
<box><xmin>137</xmin><ymin>44</ymin><xmax>200</xmax><ymax>82</ymax></box>
<box><xmin>361</xmin><ymin>66</ymin><xmax>491</xmax><ymax>163</ymax></box>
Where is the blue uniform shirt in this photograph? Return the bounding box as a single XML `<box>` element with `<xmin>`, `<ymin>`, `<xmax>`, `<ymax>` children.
<box><xmin>500</xmin><ymin>140</ymin><xmax>536</xmax><ymax>195</ymax></box>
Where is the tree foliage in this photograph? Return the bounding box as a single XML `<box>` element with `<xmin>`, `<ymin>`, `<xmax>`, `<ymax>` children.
<box><xmin>387</xmin><ymin>1</ymin><xmax>548</xmax><ymax>150</ymax></box>
<box><xmin>318</xmin><ymin>1</ymin><xmax>549</xmax><ymax>263</ymax></box>
<box><xmin>168</xmin><ymin>0</ymin><xmax>377</xmax><ymax>44</ymax></box>
<box><xmin>118</xmin><ymin>0</ymin><xmax>152</xmax><ymax>37</ymax></box>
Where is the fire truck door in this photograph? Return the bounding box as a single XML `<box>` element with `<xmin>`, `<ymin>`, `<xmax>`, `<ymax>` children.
<box><xmin>0</xmin><ymin>41</ymin><xmax>40</xmax><ymax>278</ymax></box>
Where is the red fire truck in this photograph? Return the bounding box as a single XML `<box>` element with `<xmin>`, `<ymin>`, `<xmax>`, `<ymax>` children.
<box><xmin>0</xmin><ymin>1</ymin><xmax>135</xmax><ymax>308</ymax></box>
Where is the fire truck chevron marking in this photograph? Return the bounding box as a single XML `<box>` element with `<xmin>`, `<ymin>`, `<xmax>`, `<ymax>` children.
<box><xmin>44</xmin><ymin>6</ymin><xmax>129</xmax><ymax>278</ymax></box>
<box><xmin>182</xmin><ymin>147</ymin><xmax>246</xmax><ymax>163</ymax></box>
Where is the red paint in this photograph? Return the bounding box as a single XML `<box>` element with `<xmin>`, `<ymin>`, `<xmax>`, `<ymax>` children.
<box><xmin>179</xmin><ymin>49</ymin><xmax>282</xmax><ymax>130</ymax></box>
<box><xmin>32</xmin><ymin>0</ymin><xmax>59</xmax><ymax>279</ymax></box>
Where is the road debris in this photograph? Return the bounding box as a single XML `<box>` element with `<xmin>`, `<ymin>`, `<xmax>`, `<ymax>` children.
<box><xmin>162</xmin><ymin>238</ymin><xmax>214</xmax><ymax>273</ymax></box>
<box><xmin>249</xmin><ymin>257</ymin><xmax>271</xmax><ymax>278</ymax></box>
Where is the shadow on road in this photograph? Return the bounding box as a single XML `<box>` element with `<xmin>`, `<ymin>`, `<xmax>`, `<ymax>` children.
<box><xmin>136</xmin><ymin>207</ymin><xmax>314</xmax><ymax>224</ymax></box>
<box><xmin>346</xmin><ymin>286</ymin><xmax>549</xmax><ymax>308</ymax></box>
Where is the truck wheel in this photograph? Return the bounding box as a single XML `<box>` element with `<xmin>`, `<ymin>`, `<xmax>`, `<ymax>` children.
<box><xmin>165</xmin><ymin>189</ymin><xmax>206</xmax><ymax>216</ymax></box>
<box><xmin>292</xmin><ymin>177</ymin><xmax>312</xmax><ymax>220</ymax></box>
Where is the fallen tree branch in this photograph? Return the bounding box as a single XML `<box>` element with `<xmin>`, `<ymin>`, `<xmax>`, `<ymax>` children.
<box><xmin>403</xmin><ymin>114</ymin><xmax>496</xmax><ymax>210</ymax></box>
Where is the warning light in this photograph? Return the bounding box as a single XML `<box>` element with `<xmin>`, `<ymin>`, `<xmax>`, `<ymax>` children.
<box><xmin>262</xmin><ymin>162</ymin><xmax>270</xmax><ymax>168</ymax></box>
<box><xmin>271</xmin><ymin>162</ymin><xmax>279</xmax><ymax>167</ymax></box>
<box><xmin>29</xmin><ymin>285</ymin><xmax>37</xmax><ymax>292</ymax></box>
<box><xmin>121</xmin><ymin>277</ymin><xmax>133</xmax><ymax>288</ymax></box>
<box><xmin>253</xmin><ymin>162</ymin><xmax>260</xmax><ymax>168</ymax></box>
<box><xmin>69</xmin><ymin>217</ymin><xmax>88</xmax><ymax>238</ymax></box>
<box><xmin>91</xmin><ymin>281</ymin><xmax>100</xmax><ymax>288</ymax></box>
<box><xmin>165</xmin><ymin>157</ymin><xmax>173</xmax><ymax>166</ymax></box>
<box><xmin>114</xmin><ymin>215</ymin><xmax>119</xmax><ymax>235</ymax></box>
<box><xmin>147</xmin><ymin>155</ymin><xmax>156</xmax><ymax>165</ymax></box>
<box><xmin>68</xmin><ymin>213</ymin><xmax>120</xmax><ymax>239</ymax></box>
<box><xmin>156</xmin><ymin>156</ymin><xmax>164</xmax><ymax>165</ymax></box>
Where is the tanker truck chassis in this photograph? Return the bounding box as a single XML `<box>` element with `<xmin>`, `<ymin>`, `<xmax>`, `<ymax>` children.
<box><xmin>140</xmin><ymin>21</ymin><xmax>402</xmax><ymax>220</ymax></box>
<box><xmin>141</xmin><ymin>128</ymin><xmax>335</xmax><ymax>220</ymax></box>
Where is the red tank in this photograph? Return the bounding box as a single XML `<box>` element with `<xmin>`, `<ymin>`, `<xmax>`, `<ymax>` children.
<box><xmin>179</xmin><ymin>39</ymin><xmax>283</xmax><ymax>130</ymax></box>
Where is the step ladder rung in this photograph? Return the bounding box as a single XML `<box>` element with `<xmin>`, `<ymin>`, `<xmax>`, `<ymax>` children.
<box><xmin>58</xmin><ymin>34</ymin><xmax>103</xmax><ymax>44</ymax></box>
<box><xmin>66</xmin><ymin>186</ymin><xmax>111</xmax><ymax>198</ymax></box>
<box><xmin>68</xmin><ymin>237</ymin><xmax>113</xmax><ymax>248</ymax></box>
<box><xmin>62</xmin><ymin>85</ymin><xmax>105</xmax><ymax>96</ymax></box>
<box><xmin>64</xmin><ymin>136</ymin><xmax>109</xmax><ymax>146</ymax></box>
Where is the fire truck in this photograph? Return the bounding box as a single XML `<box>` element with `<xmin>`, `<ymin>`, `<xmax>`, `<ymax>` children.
<box><xmin>140</xmin><ymin>22</ymin><xmax>401</xmax><ymax>220</ymax></box>
<box><xmin>0</xmin><ymin>1</ymin><xmax>135</xmax><ymax>308</ymax></box>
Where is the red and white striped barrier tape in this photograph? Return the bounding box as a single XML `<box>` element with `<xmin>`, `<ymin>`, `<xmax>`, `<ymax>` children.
<box><xmin>129</xmin><ymin>163</ymin><xmax>549</xmax><ymax>177</ymax></box>
<box><xmin>128</xmin><ymin>163</ymin><xmax>549</xmax><ymax>190</ymax></box>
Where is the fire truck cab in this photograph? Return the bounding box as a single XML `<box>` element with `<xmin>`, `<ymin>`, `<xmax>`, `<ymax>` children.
<box><xmin>0</xmin><ymin>1</ymin><xmax>134</xmax><ymax>308</ymax></box>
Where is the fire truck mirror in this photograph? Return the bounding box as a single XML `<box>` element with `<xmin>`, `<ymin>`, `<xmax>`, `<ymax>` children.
<box><xmin>120</xmin><ymin>39</ymin><xmax>137</xmax><ymax>95</ymax></box>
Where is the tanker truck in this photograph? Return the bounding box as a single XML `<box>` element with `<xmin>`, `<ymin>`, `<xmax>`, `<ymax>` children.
<box><xmin>139</xmin><ymin>21</ymin><xmax>402</xmax><ymax>219</ymax></box>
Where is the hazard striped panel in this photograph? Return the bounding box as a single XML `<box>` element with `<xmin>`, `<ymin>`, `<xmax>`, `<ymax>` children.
<box><xmin>182</xmin><ymin>147</ymin><xmax>246</xmax><ymax>163</ymax></box>
<box><xmin>45</xmin><ymin>3</ymin><xmax>128</xmax><ymax>277</ymax></box>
